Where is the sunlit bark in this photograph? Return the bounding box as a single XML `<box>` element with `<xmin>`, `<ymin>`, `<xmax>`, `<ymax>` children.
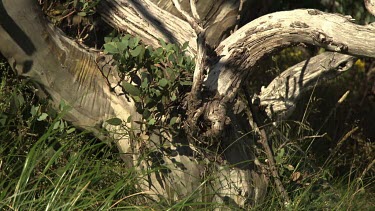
<box><xmin>1</xmin><ymin>0</ymin><xmax>374</xmax><ymax>208</ymax></box>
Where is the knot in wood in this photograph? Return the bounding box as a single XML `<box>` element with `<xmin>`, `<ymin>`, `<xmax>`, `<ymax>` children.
<box><xmin>290</xmin><ymin>21</ymin><xmax>309</xmax><ymax>28</ymax></box>
<box><xmin>313</xmin><ymin>32</ymin><xmax>333</xmax><ymax>45</ymax></box>
<box><xmin>307</xmin><ymin>9</ymin><xmax>322</xmax><ymax>15</ymax></box>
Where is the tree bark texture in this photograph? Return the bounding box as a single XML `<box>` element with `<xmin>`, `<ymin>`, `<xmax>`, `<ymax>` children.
<box><xmin>1</xmin><ymin>0</ymin><xmax>374</xmax><ymax>208</ymax></box>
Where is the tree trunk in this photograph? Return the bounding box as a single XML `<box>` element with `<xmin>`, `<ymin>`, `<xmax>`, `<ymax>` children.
<box><xmin>1</xmin><ymin>0</ymin><xmax>375</xmax><ymax>208</ymax></box>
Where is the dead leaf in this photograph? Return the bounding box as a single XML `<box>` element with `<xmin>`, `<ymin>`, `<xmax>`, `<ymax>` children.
<box><xmin>291</xmin><ymin>172</ymin><xmax>301</xmax><ymax>181</ymax></box>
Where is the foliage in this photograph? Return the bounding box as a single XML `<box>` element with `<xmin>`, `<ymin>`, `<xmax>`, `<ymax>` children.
<box><xmin>103</xmin><ymin>34</ymin><xmax>194</xmax><ymax>132</ymax></box>
<box><xmin>2</xmin><ymin>0</ymin><xmax>374</xmax><ymax>210</ymax></box>
<box><xmin>41</xmin><ymin>0</ymin><xmax>100</xmax><ymax>20</ymax></box>
<box><xmin>0</xmin><ymin>58</ymin><xmax>146</xmax><ymax>210</ymax></box>
<box><xmin>41</xmin><ymin>0</ymin><xmax>111</xmax><ymax>47</ymax></box>
<box><xmin>252</xmin><ymin>99</ymin><xmax>375</xmax><ymax>210</ymax></box>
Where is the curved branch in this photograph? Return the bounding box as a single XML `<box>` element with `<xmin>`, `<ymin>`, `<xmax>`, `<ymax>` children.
<box><xmin>199</xmin><ymin>9</ymin><xmax>375</xmax><ymax>137</ymax></box>
<box><xmin>259</xmin><ymin>52</ymin><xmax>356</xmax><ymax>118</ymax></box>
<box><xmin>208</xmin><ymin>9</ymin><xmax>375</xmax><ymax>97</ymax></box>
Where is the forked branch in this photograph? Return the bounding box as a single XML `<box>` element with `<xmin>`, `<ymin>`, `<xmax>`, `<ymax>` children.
<box><xmin>172</xmin><ymin>0</ymin><xmax>203</xmax><ymax>34</ymax></box>
<box><xmin>197</xmin><ymin>9</ymin><xmax>375</xmax><ymax>139</ymax></box>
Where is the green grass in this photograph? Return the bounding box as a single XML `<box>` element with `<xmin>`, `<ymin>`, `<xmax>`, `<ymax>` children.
<box><xmin>0</xmin><ymin>60</ymin><xmax>146</xmax><ymax>210</ymax></box>
<box><xmin>1</xmin><ymin>56</ymin><xmax>374</xmax><ymax>210</ymax></box>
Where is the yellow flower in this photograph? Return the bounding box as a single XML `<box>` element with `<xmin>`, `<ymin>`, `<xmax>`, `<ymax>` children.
<box><xmin>355</xmin><ymin>59</ymin><xmax>365</xmax><ymax>70</ymax></box>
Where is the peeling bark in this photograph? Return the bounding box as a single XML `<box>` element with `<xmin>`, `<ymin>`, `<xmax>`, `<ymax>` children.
<box><xmin>200</xmin><ymin>9</ymin><xmax>375</xmax><ymax>139</ymax></box>
<box><xmin>1</xmin><ymin>0</ymin><xmax>375</xmax><ymax>209</ymax></box>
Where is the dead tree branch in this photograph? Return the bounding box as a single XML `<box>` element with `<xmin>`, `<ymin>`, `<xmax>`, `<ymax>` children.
<box><xmin>260</xmin><ymin>52</ymin><xmax>356</xmax><ymax>118</ymax></box>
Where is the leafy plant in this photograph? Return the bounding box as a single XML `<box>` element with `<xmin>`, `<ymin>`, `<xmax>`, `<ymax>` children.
<box><xmin>104</xmin><ymin>34</ymin><xmax>194</xmax><ymax>132</ymax></box>
<box><xmin>73</xmin><ymin>0</ymin><xmax>100</xmax><ymax>17</ymax></box>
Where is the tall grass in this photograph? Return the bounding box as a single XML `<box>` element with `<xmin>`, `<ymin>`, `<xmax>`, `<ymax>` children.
<box><xmin>256</xmin><ymin>79</ymin><xmax>375</xmax><ymax>210</ymax></box>
<box><xmin>1</xmin><ymin>56</ymin><xmax>374</xmax><ymax>210</ymax></box>
<box><xmin>0</xmin><ymin>59</ymin><xmax>146</xmax><ymax>210</ymax></box>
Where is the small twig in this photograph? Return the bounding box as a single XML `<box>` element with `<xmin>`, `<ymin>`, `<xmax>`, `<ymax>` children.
<box><xmin>243</xmin><ymin>87</ymin><xmax>291</xmax><ymax>205</ymax></box>
<box><xmin>58</xmin><ymin>10</ymin><xmax>75</xmax><ymax>22</ymax></box>
<box><xmin>234</xmin><ymin>0</ymin><xmax>244</xmax><ymax>32</ymax></box>
<box><xmin>322</xmin><ymin>127</ymin><xmax>358</xmax><ymax>168</ymax></box>
<box><xmin>360</xmin><ymin>159</ymin><xmax>375</xmax><ymax>179</ymax></box>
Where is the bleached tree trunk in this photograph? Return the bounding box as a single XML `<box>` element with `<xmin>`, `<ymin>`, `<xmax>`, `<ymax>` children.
<box><xmin>1</xmin><ymin>0</ymin><xmax>375</xmax><ymax>208</ymax></box>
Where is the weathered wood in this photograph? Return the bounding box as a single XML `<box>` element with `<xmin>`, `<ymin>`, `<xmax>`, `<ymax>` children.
<box><xmin>97</xmin><ymin>0</ymin><xmax>250</xmax><ymax>54</ymax></box>
<box><xmin>1</xmin><ymin>0</ymin><xmax>375</xmax><ymax>209</ymax></box>
<box><xmin>98</xmin><ymin>0</ymin><xmax>197</xmax><ymax>55</ymax></box>
<box><xmin>0</xmin><ymin>0</ymin><xmax>263</xmax><ymax>207</ymax></box>
<box><xmin>365</xmin><ymin>0</ymin><xmax>375</xmax><ymax>16</ymax></box>
<box><xmin>260</xmin><ymin>52</ymin><xmax>356</xmax><ymax>118</ymax></box>
<box><xmin>0</xmin><ymin>0</ymin><xmax>140</xmax><ymax>162</ymax></box>
<box><xmin>150</xmin><ymin>0</ymin><xmax>245</xmax><ymax>47</ymax></box>
<box><xmin>200</xmin><ymin>9</ymin><xmax>375</xmax><ymax>138</ymax></box>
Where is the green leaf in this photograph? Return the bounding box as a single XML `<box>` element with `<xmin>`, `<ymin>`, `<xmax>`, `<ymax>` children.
<box><xmin>146</xmin><ymin>46</ymin><xmax>154</xmax><ymax>56</ymax></box>
<box><xmin>169</xmin><ymin>117</ymin><xmax>178</xmax><ymax>126</ymax></box>
<box><xmin>77</xmin><ymin>12</ymin><xmax>87</xmax><ymax>17</ymax></box>
<box><xmin>59</xmin><ymin>121</ymin><xmax>66</xmax><ymax>130</ymax></box>
<box><xmin>126</xmin><ymin>115</ymin><xmax>132</xmax><ymax>123</ymax></box>
<box><xmin>159</xmin><ymin>39</ymin><xmax>167</xmax><ymax>49</ymax></box>
<box><xmin>122</xmin><ymin>81</ymin><xmax>141</xmax><ymax>96</ymax></box>
<box><xmin>103</xmin><ymin>43</ymin><xmax>119</xmax><ymax>54</ymax></box>
<box><xmin>111</xmin><ymin>37</ymin><xmax>120</xmax><ymax>42</ymax></box>
<box><xmin>30</xmin><ymin>105</ymin><xmax>40</xmax><ymax>117</ymax></box>
<box><xmin>275</xmin><ymin>148</ymin><xmax>285</xmax><ymax>164</ymax></box>
<box><xmin>37</xmin><ymin>113</ymin><xmax>48</xmax><ymax>121</ymax></box>
<box><xmin>166</xmin><ymin>43</ymin><xmax>174</xmax><ymax>52</ymax></box>
<box><xmin>158</xmin><ymin>78</ymin><xmax>169</xmax><ymax>87</ymax></box>
<box><xmin>168</xmin><ymin>54</ymin><xmax>176</xmax><ymax>63</ymax></box>
<box><xmin>66</xmin><ymin>128</ymin><xmax>76</xmax><ymax>134</ymax></box>
<box><xmin>17</xmin><ymin>94</ymin><xmax>25</xmax><ymax>107</ymax></box>
<box><xmin>141</xmin><ymin>78</ymin><xmax>149</xmax><ymax>89</ymax></box>
<box><xmin>148</xmin><ymin>118</ymin><xmax>156</xmax><ymax>125</ymax></box>
<box><xmin>182</xmin><ymin>42</ymin><xmax>189</xmax><ymax>50</ymax></box>
<box><xmin>142</xmin><ymin>109</ymin><xmax>151</xmax><ymax>119</ymax></box>
<box><xmin>73</xmin><ymin>0</ymin><xmax>78</xmax><ymax>7</ymax></box>
<box><xmin>132</xmin><ymin>96</ymin><xmax>142</xmax><ymax>103</ymax></box>
<box><xmin>177</xmin><ymin>54</ymin><xmax>184</xmax><ymax>66</ymax></box>
<box><xmin>279</xmin><ymin>148</ymin><xmax>285</xmax><ymax>157</ymax></box>
<box><xmin>130</xmin><ymin>45</ymin><xmax>143</xmax><ymax>57</ymax></box>
<box><xmin>116</xmin><ymin>41</ymin><xmax>128</xmax><ymax>52</ymax></box>
<box><xmin>171</xmin><ymin>94</ymin><xmax>177</xmax><ymax>101</ymax></box>
<box><xmin>53</xmin><ymin>121</ymin><xmax>60</xmax><ymax>130</ymax></box>
<box><xmin>133</xmin><ymin>37</ymin><xmax>140</xmax><ymax>47</ymax></box>
<box><xmin>106</xmin><ymin>118</ymin><xmax>122</xmax><ymax>126</ymax></box>
<box><xmin>59</xmin><ymin>100</ymin><xmax>71</xmax><ymax>112</ymax></box>
<box><xmin>0</xmin><ymin>115</ymin><xmax>7</xmax><ymax>126</ymax></box>
<box><xmin>155</xmin><ymin>47</ymin><xmax>164</xmax><ymax>56</ymax></box>
<box><xmin>154</xmin><ymin>89</ymin><xmax>161</xmax><ymax>97</ymax></box>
